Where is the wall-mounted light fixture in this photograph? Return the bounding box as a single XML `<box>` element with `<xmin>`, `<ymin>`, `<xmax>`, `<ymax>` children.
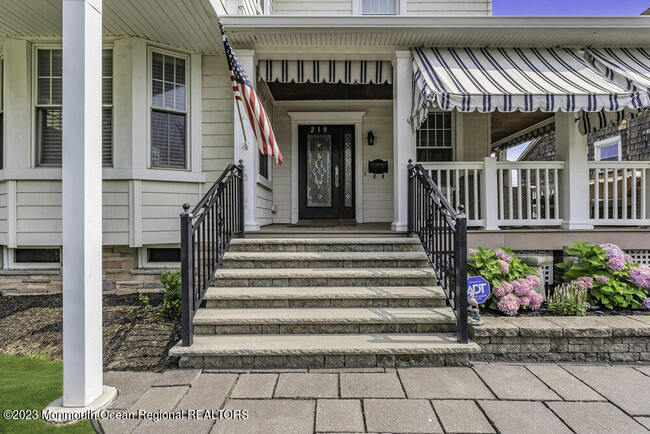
<box><xmin>367</xmin><ymin>130</ymin><xmax>375</xmax><ymax>146</ymax></box>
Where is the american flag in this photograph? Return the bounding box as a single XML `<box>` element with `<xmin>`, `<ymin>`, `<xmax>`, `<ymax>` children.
<box><xmin>222</xmin><ymin>28</ymin><xmax>283</xmax><ymax>165</ymax></box>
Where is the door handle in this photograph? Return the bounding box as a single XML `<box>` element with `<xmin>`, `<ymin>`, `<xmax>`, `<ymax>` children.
<box><xmin>335</xmin><ymin>165</ymin><xmax>340</xmax><ymax>188</ymax></box>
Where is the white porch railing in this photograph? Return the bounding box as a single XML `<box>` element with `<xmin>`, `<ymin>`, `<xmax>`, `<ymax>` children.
<box><xmin>588</xmin><ymin>161</ymin><xmax>650</xmax><ymax>226</ymax></box>
<box><xmin>419</xmin><ymin>162</ymin><xmax>484</xmax><ymax>227</ymax></box>
<box><xmin>496</xmin><ymin>161</ymin><xmax>565</xmax><ymax>226</ymax></box>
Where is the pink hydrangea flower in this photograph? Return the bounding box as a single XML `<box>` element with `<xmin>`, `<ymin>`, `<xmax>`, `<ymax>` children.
<box><xmin>519</xmin><ymin>296</ymin><xmax>531</xmax><ymax>307</ymax></box>
<box><xmin>498</xmin><ymin>259</ymin><xmax>510</xmax><ymax>274</ymax></box>
<box><xmin>468</xmin><ymin>248</ymin><xmax>479</xmax><ymax>255</ymax></box>
<box><xmin>644</xmin><ymin>298</ymin><xmax>650</xmax><ymax>309</ymax></box>
<box><xmin>494</xmin><ymin>281</ymin><xmax>513</xmax><ymax>298</ymax></box>
<box><xmin>526</xmin><ymin>275</ymin><xmax>541</xmax><ymax>287</ymax></box>
<box><xmin>629</xmin><ymin>266</ymin><xmax>650</xmax><ymax>288</ymax></box>
<box><xmin>600</xmin><ymin>243</ymin><xmax>624</xmax><ymax>260</ymax></box>
<box><xmin>575</xmin><ymin>276</ymin><xmax>594</xmax><ymax>290</ymax></box>
<box><xmin>528</xmin><ymin>291</ymin><xmax>544</xmax><ymax>310</ymax></box>
<box><xmin>608</xmin><ymin>255</ymin><xmax>626</xmax><ymax>271</ymax></box>
<box><xmin>497</xmin><ymin>293</ymin><xmax>520</xmax><ymax>316</ymax></box>
<box><xmin>495</xmin><ymin>249</ymin><xmax>512</xmax><ymax>263</ymax></box>
<box><xmin>513</xmin><ymin>278</ymin><xmax>532</xmax><ymax>296</ymax></box>
<box><xmin>595</xmin><ymin>276</ymin><xmax>609</xmax><ymax>284</ymax></box>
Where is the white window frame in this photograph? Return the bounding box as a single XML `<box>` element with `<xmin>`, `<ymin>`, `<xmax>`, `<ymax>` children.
<box><xmin>415</xmin><ymin>110</ymin><xmax>456</xmax><ymax>163</ymax></box>
<box><xmin>147</xmin><ymin>47</ymin><xmax>191</xmax><ymax>171</ymax></box>
<box><xmin>594</xmin><ymin>136</ymin><xmax>622</xmax><ymax>162</ymax></box>
<box><xmin>102</xmin><ymin>48</ymin><xmax>114</xmax><ymax>167</ymax></box>
<box><xmin>355</xmin><ymin>0</ymin><xmax>404</xmax><ymax>15</ymax></box>
<box><xmin>32</xmin><ymin>43</ymin><xmax>114</xmax><ymax>168</ymax></box>
<box><xmin>138</xmin><ymin>245</ymin><xmax>181</xmax><ymax>269</ymax></box>
<box><xmin>3</xmin><ymin>247</ymin><xmax>62</xmax><ymax>270</ymax></box>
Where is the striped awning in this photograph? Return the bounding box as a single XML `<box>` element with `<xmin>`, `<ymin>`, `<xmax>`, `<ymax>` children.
<box><xmin>585</xmin><ymin>48</ymin><xmax>650</xmax><ymax>93</ymax></box>
<box><xmin>258</xmin><ymin>60</ymin><xmax>392</xmax><ymax>85</ymax></box>
<box><xmin>410</xmin><ymin>47</ymin><xmax>650</xmax><ymax>133</ymax></box>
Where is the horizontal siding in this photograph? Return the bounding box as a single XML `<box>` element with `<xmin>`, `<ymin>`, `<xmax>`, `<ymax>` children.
<box><xmin>141</xmin><ymin>181</ymin><xmax>201</xmax><ymax>245</ymax></box>
<box><xmin>273</xmin><ymin>0</ymin><xmax>352</xmax><ymax>15</ymax></box>
<box><xmin>16</xmin><ymin>181</ymin><xmax>61</xmax><ymax>246</ymax></box>
<box><xmin>103</xmin><ymin>181</ymin><xmax>130</xmax><ymax>246</ymax></box>
<box><xmin>0</xmin><ymin>182</ymin><xmax>7</xmax><ymax>246</ymax></box>
<box><xmin>257</xmin><ymin>183</ymin><xmax>274</xmax><ymax>226</ymax></box>
<box><xmin>407</xmin><ymin>0</ymin><xmax>491</xmax><ymax>15</ymax></box>
<box><xmin>202</xmin><ymin>55</ymin><xmax>235</xmax><ymax>185</ymax></box>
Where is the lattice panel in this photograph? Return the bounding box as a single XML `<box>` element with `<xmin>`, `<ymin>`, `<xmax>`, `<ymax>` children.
<box><xmin>542</xmin><ymin>264</ymin><xmax>553</xmax><ymax>285</ymax></box>
<box><xmin>626</xmin><ymin>250</ymin><xmax>650</xmax><ymax>265</ymax></box>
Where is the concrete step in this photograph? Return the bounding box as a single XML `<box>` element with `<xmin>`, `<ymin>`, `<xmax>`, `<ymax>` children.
<box><xmin>170</xmin><ymin>333</ymin><xmax>481</xmax><ymax>368</ymax></box>
<box><xmin>221</xmin><ymin>251</ymin><xmax>430</xmax><ymax>269</ymax></box>
<box><xmin>211</xmin><ymin>267</ymin><xmax>437</xmax><ymax>287</ymax></box>
<box><xmin>193</xmin><ymin>307</ymin><xmax>456</xmax><ymax>335</ymax></box>
<box><xmin>228</xmin><ymin>237</ymin><xmax>423</xmax><ymax>252</ymax></box>
<box><xmin>204</xmin><ymin>286</ymin><xmax>447</xmax><ymax>308</ymax></box>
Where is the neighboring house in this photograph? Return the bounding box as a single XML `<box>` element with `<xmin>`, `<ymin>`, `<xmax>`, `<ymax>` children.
<box><xmin>1</xmin><ymin>0</ymin><xmax>650</xmax><ymax>295</ymax></box>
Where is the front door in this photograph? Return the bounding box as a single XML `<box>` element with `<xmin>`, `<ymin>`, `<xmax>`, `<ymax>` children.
<box><xmin>298</xmin><ymin>125</ymin><xmax>355</xmax><ymax>220</ymax></box>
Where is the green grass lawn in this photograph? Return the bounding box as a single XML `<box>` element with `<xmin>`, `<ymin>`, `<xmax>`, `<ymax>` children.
<box><xmin>0</xmin><ymin>353</ymin><xmax>93</xmax><ymax>433</ymax></box>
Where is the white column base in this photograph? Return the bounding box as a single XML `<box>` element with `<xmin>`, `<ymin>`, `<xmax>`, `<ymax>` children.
<box><xmin>245</xmin><ymin>223</ymin><xmax>261</xmax><ymax>232</ymax></box>
<box><xmin>391</xmin><ymin>221</ymin><xmax>408</xmax><ymax>232</ymax></box>
<box><xmin>561</xmin><ymin>220</ymin><xmax>594</xmax><ymax>230</ymax></box>
<box><xmin>43</xmin><ymin>386</ymin><xmax>117</xmax><ymax>424</ymax></box>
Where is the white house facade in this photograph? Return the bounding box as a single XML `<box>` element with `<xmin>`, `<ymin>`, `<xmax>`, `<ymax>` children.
<box><xmin>0</xmin><ymin>1</ymin><xmax>649</xmax><ymax>297</ymax></box>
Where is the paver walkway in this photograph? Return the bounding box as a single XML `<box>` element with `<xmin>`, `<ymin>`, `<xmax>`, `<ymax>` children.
<box><xmin>101</xmin><ymin>363</ymin><xmax>650</xmax><ymax>433</ymax></box>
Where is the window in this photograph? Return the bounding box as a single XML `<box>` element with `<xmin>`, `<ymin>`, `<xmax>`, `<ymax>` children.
<box><xmin>0</xmin><ymin>57</ymin><xmax>4</xmax><ymax>169</ymax></box>
<box><xmin>362</xmin><ymin>0</ymin><xmax>397</xmax><ymax>14</ymax></box>
<box><xmin>416</xmin><ymin>112</ymin><xmax>453</xmax><ymax>162</ymax></box>
<box><xmin>595</xmin><ymin>136</ymin><xmax>621</xmax><ymax>161</ymax></box>
<box><xmin>259</xmin><ymin>150</ymin><xmax>269</xmax><ymax>179</ymax></box>
<box><xmin>14</xmin><ymin>248</ymin><xmax>60</xmax><ymax>264</ymax></box>
<box><xmin>147</xmin><ymin>247</ymin><xmax>181</xmax><ymax>263</ymax></box>
<box><xmin>150</xmin><ymin>51</ymin><xmax>187</xmax><ymax>168</ymax></box>
<box><xmin>35</xmin><ymin>48</ymin><xmax>113</xmax><ymax>167</ymax></box>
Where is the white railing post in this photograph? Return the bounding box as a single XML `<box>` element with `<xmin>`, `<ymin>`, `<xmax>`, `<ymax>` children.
<box><xmin>555</xmin><ymin>112</ymin><xmax>593</xmax><ymax>230</ymax></box>
<box><xmin>481</xmin><ymin>156</ymin><xmax>499</xmax><ymax>230</ymax></box>
<box><xmin>644</xmin><ymin>165</ymin><xmax>650</xmax><ymax>221</ymax></box>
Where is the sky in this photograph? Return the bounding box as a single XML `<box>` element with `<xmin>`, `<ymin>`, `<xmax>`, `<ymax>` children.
<box><xmin>492</xmin><ymin>0</ymin><xmax>649</xmax><ymax>16</ymax></box>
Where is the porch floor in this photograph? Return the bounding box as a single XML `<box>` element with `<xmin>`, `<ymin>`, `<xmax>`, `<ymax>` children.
<box><xmin>250</xmin><ymin>222</ymin><xmax>404</xmax><ymax>238</ymax></box>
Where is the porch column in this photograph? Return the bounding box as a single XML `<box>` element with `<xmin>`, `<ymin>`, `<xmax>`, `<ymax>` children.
<box><xmin>392</xmin><ymin>50</ymin><xmax>416</xmax><ymax>232</ymax></box>
<box><xmin>555</xmin><ymin>111</ymin><xmax>593</xmax><ymax>230</ymax></box>
<box><xmin>234</xmin><ymin>49</ymin><xmax>259</xmax><ymax>232</ymax></box>
<box><xmin>61</xmin><ymin>0</ymin><xmax>104</xmax><ymax>407</ymax></box>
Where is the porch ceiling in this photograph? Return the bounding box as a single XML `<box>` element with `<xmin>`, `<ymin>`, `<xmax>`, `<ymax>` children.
<box><xmin>491</xmin><ymin>111</ymin><xmax>554</xmax><ymax>146</ymax></box>
<box><xmin>221</xmin><ymin>16</ymin><xmax>650</xmax><ymax>49</ymax></box>
<box><xmin>0</xmin><ymin>0</ymin><xmax>224</xmax><ymax>53</ymax></box>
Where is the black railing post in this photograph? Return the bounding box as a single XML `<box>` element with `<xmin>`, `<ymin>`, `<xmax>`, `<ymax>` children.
<box><xmin>238</xmin><ymin>159</ymin><xmax>245</xmax><ymax>238</ymax></box>
<box><xmin>407</xmin><ymin>159</ymin><xmax>415</xmax><ymax>237</ymax></box>
<box><xmin>180</xmin><ymin>203</ymin><xmax>194</xmax><ymax>347</ymax></box>
<box><xmin>454</xmin><ymin>205</ymin><xmax>468</xmax><ymax>344</ymax></box>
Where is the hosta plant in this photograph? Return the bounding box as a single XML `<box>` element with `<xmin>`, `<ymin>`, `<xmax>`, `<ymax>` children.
<box><xmin>556</xmin><ymin>242</ymin><xmax>650</xmax><ymax>309</ymax></box>
<box><xmin>467</xmin><ymin>247</ymin><xmax>542</xmax><ymax>316</ymax></box>
<box><xmin>548</xmin><ymin>281</ymin><xmax>589</xmax><ymax>316</ymax></box>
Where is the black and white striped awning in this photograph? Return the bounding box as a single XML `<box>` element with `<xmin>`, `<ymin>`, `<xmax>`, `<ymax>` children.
<box><xmin>410</xmin><ymin>47</ymin><xmax>650</xmax><ymax>133</ymax></box>
<box><xmin>258</xmin><ymin>60</ymin><xmax>392</xmax><ymax>85</ymax></box>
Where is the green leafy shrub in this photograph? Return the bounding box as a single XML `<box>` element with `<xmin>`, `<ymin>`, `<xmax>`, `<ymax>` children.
<box><xmin>556</xmin><ymin>242</ymin><xmax>649</xmax><ymax>309</ymax></box>
<box><xmin>138</xmin><ymin>293</ymin><xmax>152</xmax><ymax>310</ymax></box>
<box><xmin>548</xmin><ymin>281</ymin><xmax>588</xmax><ymax>316</ymax></box>
<box><xmin>158</xmin><ymin>269</ymin><xmax>182</xmax><ymax>319</ymax></box>
<box><xmin>467</xmin><ymin>247</ymin><xmax>542</xmax><ymax>315</ymax></box>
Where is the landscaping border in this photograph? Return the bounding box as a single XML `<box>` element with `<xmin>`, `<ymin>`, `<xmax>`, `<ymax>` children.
<box><xmin>469</xmin><ymin>315</ymin><xmax>650</xmax><ymax>363</ymax></box>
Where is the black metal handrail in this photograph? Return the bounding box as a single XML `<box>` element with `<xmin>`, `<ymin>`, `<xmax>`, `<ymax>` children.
<box><xmin>408</xmin><ymin>160</ymin><xmax>468</xmax><ymax>343</ymax></box>
<box><xmin>180</xmin><ymin>160</ymin><xmax>244</xmax><ymax>346</ymax></box>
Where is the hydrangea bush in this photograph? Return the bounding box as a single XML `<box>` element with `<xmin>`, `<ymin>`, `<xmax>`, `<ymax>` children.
<box><xmin>467</xmin><ymin>247</ymin><xmax>542</xmax><ymax>316</ymax></box>
<box><xmin>556</xmin><ymin>242</ymin><xmax>650</xmax><ymax>309</ymax></box>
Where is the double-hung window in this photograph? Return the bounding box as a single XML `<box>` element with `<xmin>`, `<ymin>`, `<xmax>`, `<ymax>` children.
<box><xmin>150</xmin><ymin>51</ymin><xmax>187</xmax><ymax>169</ymax></box>
<box><xmin>594</xmin><ymin>136</ymin><xmax>621</xmax><ymax>161</ymax></box>
<box><xmin>35</xmin><ymin>48</ymin><xmax>113</xmax><ymax>167</ymax></box>
<box><xmin>416</xmin><ymin>111</ymin><xmax>454</xmax><ymax>162</ymax></box>
<box><xmin>362</xmin><ymin>0</ymin><xmax>397</xmax><ymax>14</ymax></box>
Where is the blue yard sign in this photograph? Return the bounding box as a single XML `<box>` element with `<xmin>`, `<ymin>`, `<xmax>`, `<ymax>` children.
<box><xmin>467</xmin><ymin>276</ymin><xmax>490</xmax><ymax>304</ymax></box>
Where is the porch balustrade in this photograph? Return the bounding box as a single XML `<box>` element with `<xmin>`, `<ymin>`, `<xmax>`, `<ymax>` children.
<box><xmin>420</xmin><ymin>158</ymin><xmax>650</xmax><ymax>229</ymax></box>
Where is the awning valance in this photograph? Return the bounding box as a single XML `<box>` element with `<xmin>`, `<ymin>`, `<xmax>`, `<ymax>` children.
<box><xmin>258</xmin><ymin>60</ymin><xmax>392</xmax><ymax>85</ymax></box>
<box><xmin>410</xmin><ymin>47</ymin><xmax>649</xmax><ymax>133</ymax></box>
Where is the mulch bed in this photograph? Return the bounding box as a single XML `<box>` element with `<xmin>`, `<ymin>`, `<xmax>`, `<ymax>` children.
<box><xmin>0</xmin><ymin>294</ymin><xmax>180</xmax><ymax>372</ymax></box>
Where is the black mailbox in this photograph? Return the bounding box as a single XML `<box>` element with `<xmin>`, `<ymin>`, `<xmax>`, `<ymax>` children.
<box><xmin>368</xmin><ymin>159</ymin><xmax>389</xmax><ymax>178</ymax></box>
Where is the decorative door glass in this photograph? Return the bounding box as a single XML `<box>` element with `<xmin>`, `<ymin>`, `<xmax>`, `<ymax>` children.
<box><xmin>344</xmin><ymin>133</ymin><xmax>353</xmax><ymax>207</ymax></box>
<box><xmin>306</xmin><ymin>134</ymin><xmax>332</xmax><ymax>207</ymax></box>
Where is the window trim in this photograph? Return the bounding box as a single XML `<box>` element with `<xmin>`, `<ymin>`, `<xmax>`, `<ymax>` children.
<box><xmin>594</xmin><ymin>136</ymin><xmax>622</xmax><ymax>162</ymax></box>
<box><xmin>415</xmin><ymin>110</ymin><xmax>456</xmax><ymax>163</ymax></box>
<box><xmin>357</xmin><ymin>0</ymin><xmax>403</xmax><ymax>15</ymax></box>
<box><xmin>3</xmin><ymin>247</ymin><xmax>62</xmax><ymax>270</ymax></box>
<box><xmin>32</xmin><ymin>43</ymin><xmax>114</xmax><ymax>168</ymax></box>
<box><xmin>138</xmin><ymin>245</ymin><xmax>181</xmax><ymax>269</ymax></box>
<box><xmin>147</xmin><ymin>47</ymin><xmax>191</xmax><ymax>171</ymax></box>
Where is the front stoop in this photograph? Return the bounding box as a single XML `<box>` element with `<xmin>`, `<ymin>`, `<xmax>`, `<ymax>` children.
<box><xmin>171</xmin><ymin>237</ymin><xmax>479</xmax><ymax>368</ymax></box>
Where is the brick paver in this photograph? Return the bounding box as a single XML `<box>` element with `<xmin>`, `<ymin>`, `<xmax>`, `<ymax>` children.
<box><xmin>98</xmin><ymin>363</ymin><xmax>650</xmax><ymax>434</ymax></box>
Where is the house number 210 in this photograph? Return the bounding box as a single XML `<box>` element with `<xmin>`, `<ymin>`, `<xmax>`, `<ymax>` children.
<box><xmin>310</xmin><ymin>126</ymin><xmax>327</xmax><ymax>133</ymax></box>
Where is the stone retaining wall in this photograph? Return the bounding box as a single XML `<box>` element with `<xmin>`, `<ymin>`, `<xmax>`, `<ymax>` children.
<box><xmin>470</xmin><ymin>316</ymin><xmax>650</xmax><ymax>363</ymax></box>
<box><xmin>0</xmin><ymin>246</ymin><xmax>165</xmax><ymax>295</ymax></box>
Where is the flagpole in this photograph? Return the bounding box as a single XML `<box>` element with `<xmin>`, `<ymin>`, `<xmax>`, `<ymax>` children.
<box><xmin>219</xmin><ymin>19</ymin><xmax>249</xmax><ymax>150</ymax></box>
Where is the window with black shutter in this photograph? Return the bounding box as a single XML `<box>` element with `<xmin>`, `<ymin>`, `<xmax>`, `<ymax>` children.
<box><xmin>36</xmin><ymin>48</ymin><xmax>113</xmax><ymax>167</ymax></box>
<box><xmin>150</xmin><ymin>51</ymin><xmax>187</xmax><ymax>169</ymax></box>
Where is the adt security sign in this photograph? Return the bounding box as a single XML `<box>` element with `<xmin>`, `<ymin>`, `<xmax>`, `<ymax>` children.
<box><xmin>467</xmin><ymin>276</ymin><xmax>490</xmax><ymax>304</ymax></box>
